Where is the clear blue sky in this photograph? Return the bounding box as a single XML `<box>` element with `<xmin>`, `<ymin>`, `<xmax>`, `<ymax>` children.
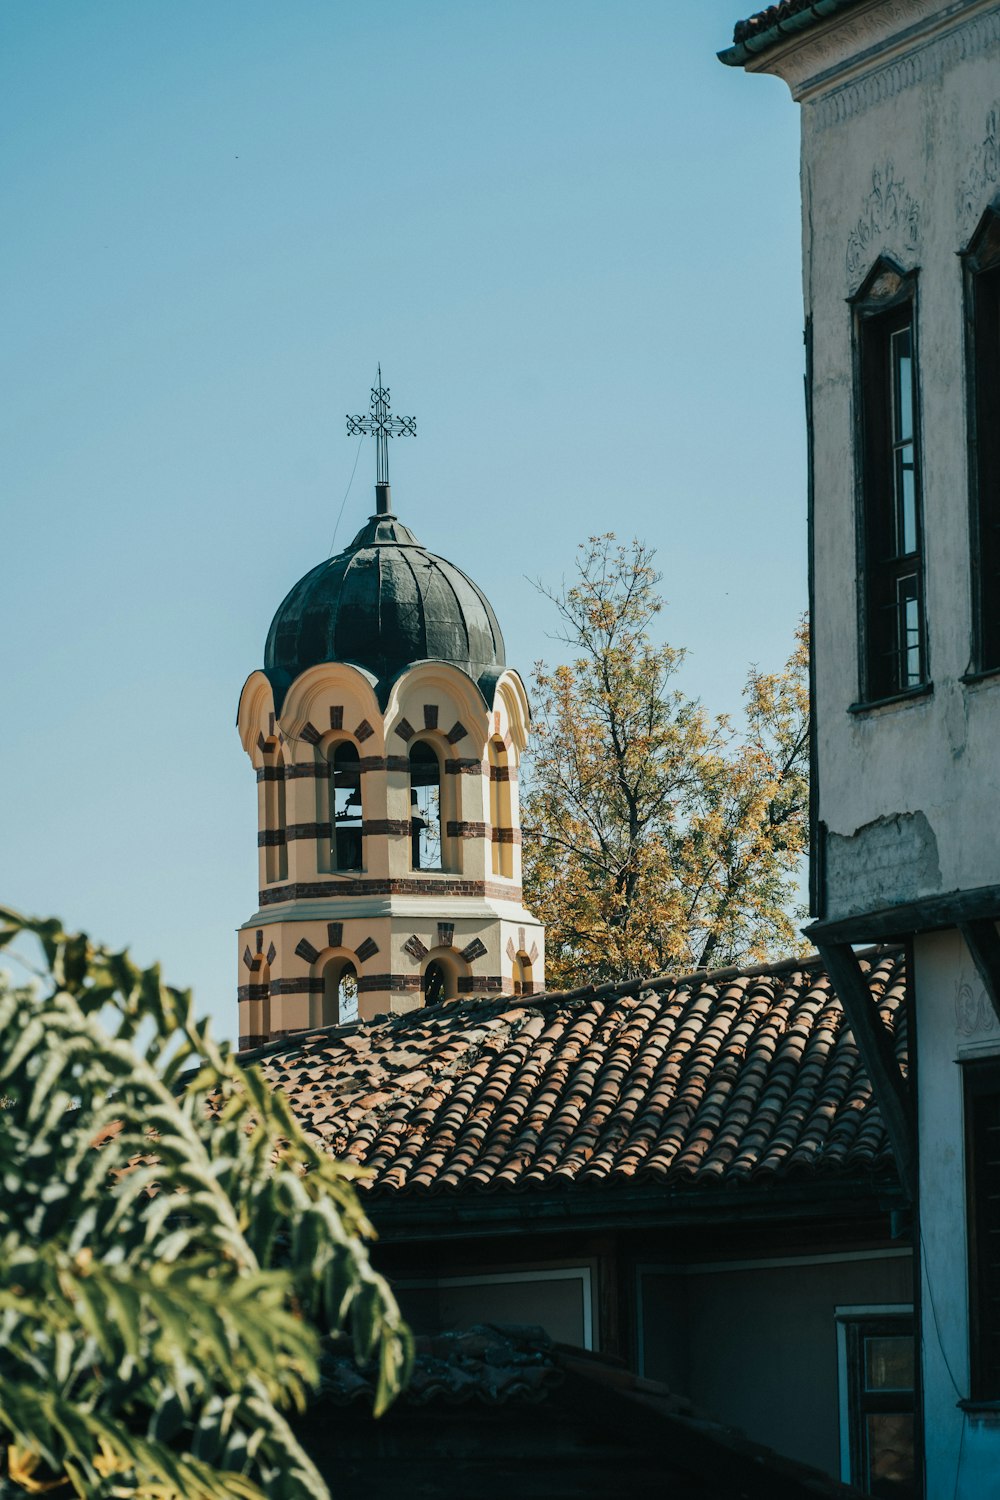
<box><xmin>1</xmin><ymin>1</ymin><xmax>804</xmax><ymax>1042</ymax></box>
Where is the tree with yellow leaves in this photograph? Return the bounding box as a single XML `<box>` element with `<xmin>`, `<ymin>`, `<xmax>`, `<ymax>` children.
<box><xmin>521</xmin><ymin>536</ymin><xmax>809</xmax><ymax>989</ymax></box>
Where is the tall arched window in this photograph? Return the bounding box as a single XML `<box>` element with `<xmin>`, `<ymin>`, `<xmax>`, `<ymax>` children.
<box><xmin>321</xmin><ymin>957</ymin><xmax>358</xmax><ymax>1025</ymax></box>
<box><xmin>489</xmin><ymin>738</ymin><xmax>513</xmax><ymax>878</ymax></box>
<box><xmin>331</xmin><ymin>741</ymin><xmax>363</xmax><ymax>871</ymax></box>
<box><xmin>262</xmin><ymin>742</ymin><xmax>287</xmax><ymax>884</ymax></box>
<box><xmin>409</xmin><ymin>741</ymin><xmax>442</xmax><ymax>871</ymax></box>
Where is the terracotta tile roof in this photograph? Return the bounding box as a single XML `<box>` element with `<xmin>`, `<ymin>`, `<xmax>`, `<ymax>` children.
<box><xmin>253</xmin><ymin>950</ymin><xmax>906</xmax><ymax>1199</ymax></box>
<box><xmin>308</xmin><ymin>1324</ymin><xmax>867</xmax><ymax>1498</ymax></box>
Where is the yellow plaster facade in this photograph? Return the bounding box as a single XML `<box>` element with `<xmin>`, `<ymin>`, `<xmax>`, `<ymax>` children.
<box><xmin>236</xmin><ymin>650</ymin><xmax>544</xmax><ymax>1045</ymax></box>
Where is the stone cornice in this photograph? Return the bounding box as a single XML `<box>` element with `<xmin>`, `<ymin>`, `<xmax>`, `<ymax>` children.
<box><xmin>744</xmin><ymin>0</ymin><xmax>999</xmax><ymax>114</ymax></box>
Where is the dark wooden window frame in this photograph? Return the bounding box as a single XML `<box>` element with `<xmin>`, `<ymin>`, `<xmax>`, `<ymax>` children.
<box><xmin>841</xmin><ymin>1311</ymin><xmax>916</xmax><ymax>1496</ymax></box>
<box><xmin>850</xmin><ymin>259</ymin><xmax>929</xmax><ymax>708</ymax></box>
<box><xmin>962</xmin><ymin>203</ymin><xmax>1000</xmax><ymax>679</ymax></box>
<box><xmin>963</xmin><ymin>1055</ymin><xmax>1000</xmax><ymax>1401</ymax></box>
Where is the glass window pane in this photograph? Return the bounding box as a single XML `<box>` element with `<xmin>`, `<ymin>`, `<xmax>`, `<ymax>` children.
<box><xmin>865</xmin><ymin>1412</ymin><xmax>916</xmax><ymax>1498</ymax></box>
<box><xmin>892</xmin><ymin>326</ymin><xmax>913</xmax><ymax>443</ymax></box>
<box><xmin>865</xmin><ymin>1335</ymin><xmax>915</xmax><ymax>1392</ymax></box>
<box><xmin>895</xmin><ymin>449</ymin><xmax>917</xmax><ymax>556</ymax></box>
<box><xmin>895</xmin><ymin>575</ymin><xmax>922</xmax><ymax>689</ymax></box>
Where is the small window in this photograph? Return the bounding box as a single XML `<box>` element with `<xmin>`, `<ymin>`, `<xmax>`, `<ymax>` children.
<box><xmin>424</xmin><ymin>959</ymin><xmax>447</xmax><ymax>1006</ymax></box>
<box><xmin>331</xmin><ymin>742</ymin><xmax>362</xmax><ymax>871</ymax></box>
<box><xmin>964</xmin><ymin>207</ymin><xmax>1000</xmax><ymax>673</ymax></box>
<box><xmin>840</xmin><ymin>1313</ymin><xmax>916</xmax><ymax>1497</ymax></box>
<box><xmin>409</xmin><ymin>741</ymin><xmax>442</xmax><ymax>871</ymax></box>
<box><xmin>965</xmin><ymin>1057</ymin><xmax>1000</xmax><ymax>1399</ymax></box>
<box><xmin>853</xmin><ymin>263</ymin><xmax>926</xmax><ymax>702</ymax></box>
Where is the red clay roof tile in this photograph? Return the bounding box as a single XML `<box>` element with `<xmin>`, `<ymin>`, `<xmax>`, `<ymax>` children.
<box><xmin>253</xmin><ymin>950</ymin><xmax>906</xmax><ymax>1199</ymax></box>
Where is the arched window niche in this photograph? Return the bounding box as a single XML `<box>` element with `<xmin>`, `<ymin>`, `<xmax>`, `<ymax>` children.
<box><xmin>489</xmin><ymin>737</ymin><xmax>513</xmax><ymax>878</ymax></box>
<box><xmin>262</xmin><ymin>741</ymin><xmax>287</xmax><ymax>885</ymax></box>
<box><xmin>318</xmin><ymin>956</ymin><xmax>358</xmax><ymax>1026</ymax></box>
<box><xmin>409</xmin><ymin>739</ymin><xmax>443</xmax><ymax>871</ymax></box>
<box><xmin>512</xmin><ymin>952</ymin><xmax>533</xmax><ymax>997</ymax></box>
<box><xmin>421</xmin><ymin>948</ymin><xmax>466</xmax><ymax>1006</ymax></box>
<box><xmin>249</xmin><ymin>959</ymin><xmax>271</xmax><ymax>1044</ymax></box>
<box><xmin>330</xmin><ymin>740</ymin><xmax>363</xmax><ymax>872</ymax></box>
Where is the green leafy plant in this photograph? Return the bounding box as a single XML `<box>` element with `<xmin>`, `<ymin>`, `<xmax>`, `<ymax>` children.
<box><xmin>0</xmin><ymin>907</ymin><xmax>412</xmax><ymax>1499</ymax></box>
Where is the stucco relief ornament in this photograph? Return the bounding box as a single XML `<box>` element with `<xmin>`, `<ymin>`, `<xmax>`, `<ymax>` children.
<box><xmin>959</xmin><ymin>106</ymin><xmax>1000</xmax><ymax>231</ymax></box>
<box><xmin>955</xmin><ymin>978</ymin><xmax>997</xmax><ymax>1038</ymax></box>
<box><xmin>846</xmin><ymin>163</ymin><xmax>920</xmax><ymax>281</ymax></box>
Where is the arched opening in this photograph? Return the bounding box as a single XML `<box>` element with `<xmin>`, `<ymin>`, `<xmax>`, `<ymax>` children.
<box><xmin>424</xmin><ymin>959</ymin><xmax>447</xmax><ymax>1007</ymax></box>
<box><xmin>421</xmin><ymin>947</ymin><xmax>466</xmax><ymax>1006</ymax></box>
<box><xmin>262</xmin><ymin>742</ymin><xmax>288</xmax><ymax>885</ymax></box>
<box><xmin>512</xmin><ymin>952</ymin><xmax>533</xmax><ymax>997</ymax></box>
<box><xmin>489</xmin><ymin>737</ymin><xmax>513</xmax><ymax>878</ymax></box>
<box><xmin>249</xmin><ymin>958</ymin><xmax>271</xmax><ymax>1044</ymax></box>
<box><xmin>321</xmin><ymin>957</ymin><xmax>358</xmax><ymax>1026</ymax></box>
<box><xmin>331</xmin><ymin>741</ymin><xmax>363</xmax><ymax>871</ymax></box>
<box><xmin>410</xmin><ymin>740</ymin><xmax>442</xmax><ymax>871</ymax></box>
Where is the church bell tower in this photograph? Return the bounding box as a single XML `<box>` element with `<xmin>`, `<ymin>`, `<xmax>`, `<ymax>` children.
<box><xmin>235</xmin><ymin>372</ymin><xmax>545</xmax><ymax>1046</ymax></box>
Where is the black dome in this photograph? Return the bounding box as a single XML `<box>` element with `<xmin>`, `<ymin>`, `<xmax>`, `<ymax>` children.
<box><xmin>264</xmin><ymin>511</ymin><xmax>506</xmax><ymax>711</ymax></box>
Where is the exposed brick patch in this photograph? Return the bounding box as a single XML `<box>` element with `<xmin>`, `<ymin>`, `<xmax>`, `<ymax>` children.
<box><xmin>403</xmin><ymin>934</ymin><xmax>429</xmax><ymax>960</ymax></box>
<box><xmin>489</xmin><ymin>765</ymin><xmax>512</xmax><ymax>782</ymax></box>
<box><xmin>503</xmin><ymin>731</ymin><xmax>513</xmax><ymax>750</ymax></box>
<box><xmin>271</xmin><ymin>976</ymin><xmax>324</xmax><ymax>995</ymax></box>
<box><xmin>301</xmin><ymin>721</ymin><xmax>321</xmax><ymax>745</ymax></box>
<box><xmin>461</xmin><ymin>937</ymin><xmax>488</xmax><ymax>964</ymax></box>
<box><xmin>446</xmin><ymin>721</ymin><xmax>468</xmax><ymax>744</ymax></box>
<box><xmin>261</xmin><ymin>880</ymin><xmax>522</xmax><ymax>905</ymax></box>
<box><xmin>529</xmin><ymin>941</ymin><xmax>539</xmax><ymax>964</ymax></box>
<box><xmin>445</xmin><ymin>758</ymin><xmax>483</xmax><ymax>775</ymax></box>
<box><xmin>242</xmin><ymin>945</ymin><xmax>253</xmax><ymax>970</ymax></box>
<box><xmin>239</xmin><ymin>1034</ymin><xmax>269</xmax><ymax>1050</ymax></box>
<box><xmin>517</xmin><ymin>927</ymin><xmax>525</xmax><ymax>952</ymax></box>
<box><xmin>493</xmin><ymin>712</ymin><xmax>501</xmax><ymax>735</ymax></box>
<box><xmin>491</xmin><ymin>828</ymin><xmax>522</xmax><ymax>845</ymax></box>
<box><xmin>355</xmin><ymin>936</ymin><xmax>379</xmax><ymax>964</ymax></box>
<box><xmin>457</xmin><ymin>975</ymin><xmax>504</xmax><ymax>993</ymax></box>
<box><xmin>294</xmin><ymin>938</ymin><xmax>320</xmax><ymax>963</ymax></box>
<box><xmin>237</xmin><ymin>984</ymin><xmax>271</xmax><ymax>1002</ymax></box>
<box><xmin>257</xmin><ymin>830</ymin><xmax>287</xmax><ymax>847</ymax></box>
<box><xmin>362</xmin><ymin>818</ymin><xmax>411</xmax><ymax>836</ymax></box>
<box><xmin>266</xmin><ymin>942</ymin><xmax>277</xmax><ymax>965</ymax></box>
<box><xmin>423</xmin><ymin>704</ymin><xmax>439</xmax><ymax>729</ymax></box>
<box><xmin>437</xmin><ymin>923</ymin><xmax>455</xmax><ymax>948</ymax></box>
<box><xmin>505</xmin><ymin>937</ymin><xmax>516</xmax><ymax>961</ymax></box>
<box><xmin>257</xmin><ymin>731</ymin><xmax>268</xmax><ymax>753</ymax></box>
<box><xmin>286</xmin><ymin>822</ymin><xmax>332</xmax><ymax>842</ymax></box>
<box><xmin>395</xmin><ymin>718</ymin><xmax>415</xmax><ymax>741</ymax></box>
<box><xmin>329</xmin><ymin>705</ymin><xmax>344</xmax><ymax>730</ymax></box>
<box><xmin>257</xmin><ymin>765</ymin><xmax>284</xmax><ymax>783</ymax></box>
<box><xmin>355</xmin><ymin>720</ymin><xmax>374</xmax><ymax>742</ymax></box>
<box><xmin>357</xmin><ymin>973</ymin><xmax>423</xmax><ymax>993</ymax></box>
<box><xmin>446</xmin><ymin>821</ymin><xmax>488</xmax><ymax>839</ymax></box>
<box><xmin>327</xmin><ymin>922</ymin><xmax>343</xmax><ymax>950</ymax></box>
<box><xmin>286</xmin><ymin>763</ymin><xmax>327</xmax><ymax>780</ymax></box>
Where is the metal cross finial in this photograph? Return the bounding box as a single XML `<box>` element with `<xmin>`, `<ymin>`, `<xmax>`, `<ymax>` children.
<box><xmin>346</xmin><ymin>365</ymin><xmax>416</xmax><ymax>513</ymax></box>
